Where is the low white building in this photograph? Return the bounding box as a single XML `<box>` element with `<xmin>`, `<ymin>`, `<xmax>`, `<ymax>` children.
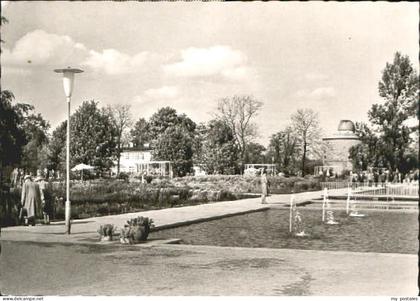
<box><xmin>112</xmin><ymin>146</ymin><xmax>172</xmax><ymax>177</ymax></box>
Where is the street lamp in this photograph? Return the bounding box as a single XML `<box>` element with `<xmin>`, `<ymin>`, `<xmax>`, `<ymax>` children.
<box><xmin>54</xmin><ymin>67</ymin><xmax>83</xmax><ymax>234</ymax></box>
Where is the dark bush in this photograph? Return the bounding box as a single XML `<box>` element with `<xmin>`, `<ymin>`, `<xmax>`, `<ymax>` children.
<box><xmin>145</xmin><ymin>175</ymin><xmax>153</xmax><ymax>184</ymax></box>
<box><xmin>117</xmin><ymin>172</ymin><xmax>129</xmax><ymax>181</ymax></box>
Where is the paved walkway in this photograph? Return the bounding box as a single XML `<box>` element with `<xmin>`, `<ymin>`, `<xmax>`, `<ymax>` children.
<box><xmin>1</xmin><ymin>190</ymin><xmax>417</xmax><ymax>296</ymax></box>
<box><xmin>1</xmin><ymin>190</ymin><xmax>322</xmax><ymax>244</ymax></box>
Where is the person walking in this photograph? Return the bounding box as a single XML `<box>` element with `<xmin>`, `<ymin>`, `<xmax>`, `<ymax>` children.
<box><xmin>35</xmin><ymin>170</ymin><xmax>50</xmax><ymax>225</ymax></box>
<box><xmin>20</xmin><ymin>174</ymin><xmax>41</xmax><ymax>226</ymax></box>
<box><xmin>10</xmin><ymin>168</ymin><xmax>19</xmax><ymax>188</ymax></box>
<box><xmin>261</xmin><ymin>168</ymin><xmax>269</xmax><ymax>204</ymax></box>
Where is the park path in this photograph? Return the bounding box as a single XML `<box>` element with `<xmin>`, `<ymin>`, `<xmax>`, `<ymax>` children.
<box><xmin>1</xmin><ymin>190</ymin><xmax>323</xmax><ymax>244</ymax></box>
<box><xmin>1</xmin><ymin>189</ymin><xmax>417</xmax><ymax>296</ymax></box>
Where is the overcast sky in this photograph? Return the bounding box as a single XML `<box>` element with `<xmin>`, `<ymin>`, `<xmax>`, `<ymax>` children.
<box><xmin>1</xmin><ymin>1</ymin><xmax>418</xmax><ymax>145</ymax></box>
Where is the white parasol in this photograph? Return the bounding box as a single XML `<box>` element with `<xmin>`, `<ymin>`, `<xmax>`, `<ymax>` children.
<box><xmin>71</xmin><ymin>163</ymin><xmax>95</xmax><ymax>180</ymax></box>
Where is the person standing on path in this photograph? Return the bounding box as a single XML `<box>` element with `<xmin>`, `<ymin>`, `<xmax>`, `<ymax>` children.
<box><xmin>261</xmin><ymin>168</ymin><xmax>269</xmax><ymax>204</ymax></box>
<box><xmin>35</xmin><ymin>170</ymin><xmax>50</xmax><ymax>225</ymax></box>
<box><xmin>20</xmin><ymin>174</ymin><xmax>41</xmax><ymax>226</ymax></box>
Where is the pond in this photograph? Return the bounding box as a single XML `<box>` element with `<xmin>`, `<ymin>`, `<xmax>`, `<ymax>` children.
<box><xmin>149</xmin><ymin>208</ymin><xmax>418</xmax><ymax>254</ymax></box>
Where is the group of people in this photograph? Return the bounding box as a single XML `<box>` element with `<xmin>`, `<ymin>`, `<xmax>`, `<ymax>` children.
<box><xmin>10</xmin><ymin>168</ymin><xmax>60</xmax><ymax>188</ymax></box>
<box><xmin>17</xmin><ymin>170</ymin><xmax>51</xmax><ymax>226</ymax></box>
<box><xmin>350</xmin><ymin>168</ymin><xmax>419</xmax><ymax>185</ymax></box>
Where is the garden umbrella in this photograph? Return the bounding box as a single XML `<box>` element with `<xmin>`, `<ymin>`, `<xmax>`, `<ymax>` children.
<box><xmin>71</xmin><ymin>163</ymin><xmax>94</xmax><ymax>181</ymax></box>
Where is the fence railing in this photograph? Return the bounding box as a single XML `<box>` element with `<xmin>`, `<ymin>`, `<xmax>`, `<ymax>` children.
<box><xmin>320</xmin><ymin>182</ymin><xmax>419</xmax><ymax>197</ymax></box>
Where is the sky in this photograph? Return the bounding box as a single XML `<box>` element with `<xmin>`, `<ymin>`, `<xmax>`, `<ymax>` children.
<box><xmin>1</xmin><ymin>1</ymin><xmax>418</xmax><ymax>146</ymax></box>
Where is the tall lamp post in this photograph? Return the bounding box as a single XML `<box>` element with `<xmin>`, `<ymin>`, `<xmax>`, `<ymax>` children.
<box><xmin>54</xmin><ymin>67</ymin><xmax>83</xmax><ymax>234</ymax></box>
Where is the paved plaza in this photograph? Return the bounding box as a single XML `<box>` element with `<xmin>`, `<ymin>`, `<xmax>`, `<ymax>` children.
<box><xmin>0</xmin><ymin>191</ymin><xmax>417</xmax><ymax>296</ymax></box>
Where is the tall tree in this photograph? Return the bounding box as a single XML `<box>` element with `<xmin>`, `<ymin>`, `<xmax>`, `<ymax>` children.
<box><xmin>245</xmin><ymin>142</ymin><xmax>266</xmax><ymax>164</ymax></box>
<box><xmin>0</xmin><ymin>90</ymin><xmax>50</xmax><ymax>175</ymax></box>
<box><xmin>153</xmin><ymin>125</ymin><xmax>194</xmax><ymax>177</ymax></box>
<box><xmin>199</xmin><ymin>119</ymin><xmax>239</xmax><ymax>175</ymax></box>
<box><xmin>47</xmin><ymin>121</ymin><xmax>67</xmax><ymax>173</ymax></box>
<box><xmin>0</xmin><ymin>91</ymin><xmax>26</xmax><ymax>181</ymax></box>
<box><xmin>368</xmin><ymin>52</ymin><xmax>419</xmax><ymax>172</ymax></box>
<box><xmin>216</xmin><ymin>95</ymin><xmax>263</xmax><ymax>170</ymax></box>
<box><xmin>267</xmin><ymin>127</ymin><xmax>300</xmax><ymax>175</ymax></box>
<box><xmin>20</xmin><ymin>112</ymin><xmax>50</xmax><ymax>173</ymax></box>
<box><xmin>291</xmin><ymin>108</ymin><xmax>322</xmax><ymax>176</ymax></box>
<box><xmin>148</xmin><ymin>107</ymin><xmax>196</xmax><ymax>177</ymax></box>
<box><xmin>71</xmin><ymin>100</ymin><xmax>118</xmax><ymax>172</ymax></box>
<box><xmin>105</xmin><ymin>104</ymin><xmax>132</xmax><ymax>175</ymax></box>
<box><xmin>148</xmin><ymin>107</ymin><xmax>180</xmax><ymax>142</ymax></box>
<box><xmin>349</xmin><ymin>122</ymin><xmax>383</xmax><ymax>171</ymax></box>
<box><xmin>192</xmin><ymin>122</ymin><xmax>207</xmax><ymax>165</ymax></box>
<box><xmin>130</xmin><ymin>117</ymin><xmax>150</xmax><ymax>149</ymax></box>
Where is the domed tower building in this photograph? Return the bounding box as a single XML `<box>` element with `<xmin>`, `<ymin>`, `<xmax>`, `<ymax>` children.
<box><xmin>319</xmin><ymin>120</ymin><xmax>360</xmax><ymax>175</ymax></box>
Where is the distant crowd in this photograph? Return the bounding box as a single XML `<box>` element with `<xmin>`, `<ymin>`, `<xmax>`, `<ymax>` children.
<box><xmin>349</xmin><ymin>168</ymin><xmax>419</xmax><ymax>185</ymax></box>
<box><xmin>9</xmin><ymin>168</ymin><xmax>60</xmax><ymax>189</ymax></box>
<box><xmin>318</xmin><ymin>167</ymin><xmax>419</xmax><ymax>185</ymax></box>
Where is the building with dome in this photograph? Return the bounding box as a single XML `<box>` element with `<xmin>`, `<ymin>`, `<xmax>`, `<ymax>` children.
<box><xmin>316</xmin><ymin>120</ymin><xmax>360</xmax><ymax>175</ymax></box>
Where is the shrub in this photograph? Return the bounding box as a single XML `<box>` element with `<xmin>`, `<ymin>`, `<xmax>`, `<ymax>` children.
<box><xmin>117</xmin><ymin>172</ymin><xmax>129</xmax><ymax>181</ymax></box>
<box><xmin>120</xmin><ymin>216</ymin><xmax>154</xmax><ymax>244</ymax></box>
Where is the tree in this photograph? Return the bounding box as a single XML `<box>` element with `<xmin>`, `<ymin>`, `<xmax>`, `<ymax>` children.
<box><xmin>216</xmin><ymin>95</ymin><xmax>263</xmax><ymax>170</ymax></box>
<box><xmin>148</xmin><ymin>107</ymin><xmax>196</xmax><ymax>177</ymax></box>
<box><xmin>20</xmin><ymin>112</ymin><xmax>50</xmax><ymax>173</ymax></box>
<box><xmin>267</xmin><ymin>127</ymin><xmax>300</xmax><ymax>175</ymax></box>
<box><xmin>199</xmin><ymin>119</ymin><xmax>239</xmax><ymax>175</ymax></box>
<box><xmin>367</xmin><ymin>52</ymin><xmax>419</xmax><ymax>172</ymax></box>
<box><xmin>291</xmin><ymin>108</ymin><xmax>322</xmax><ymax>176</ymax></box>
<box><xmin>349</xmin><ymin>122</ymin><xmax>383</xmax><ymax>171</ymax></box>
<box><xmin>48</xmin><ymin>101</ymin><xmax>118</xmax><ymax>174</ymax></box>
<box><xmin>71</xmin><ymin>100</ymin><xmax>118</xmax><ymax>172</ymax></box>
<box><xmin>130</xmin><ymin>118</ymin><xmax>150</xmax><ymax>149</ymax></box>
<box><xmin>245</xmin><ymin>142</ymin><xmax>266</xmax><ymax>164</ymax></box>
<box><xmin>105</xmin><ymin>104</ymin><xmax>132</xmax><ymax>175</ymax></box>
<box><xmin>47</xmin><ymin>121</ymin><xmax>67</xmax><ymax>173</ymax></box>
<box><xmin>191</xmin><ymin>122</ymin><xmax>207</xmax><ymax>165</ymax></box>
<box><xmin>153</xmin><ymin>125</ymin><xmax>194</xmax><ymax>177</ymax></box>
<box><xmin>0</xmin><ymin>91</ymin><xmax>26</xmax><ymax>181</ymax></box>
<box><xmin>148</xmin><ymin>107</ymin><xmax>180</xmax><ymax>141</ymax></box>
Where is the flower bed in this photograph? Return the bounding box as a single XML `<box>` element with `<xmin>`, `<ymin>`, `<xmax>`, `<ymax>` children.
<box><xmin>0</xmin><ymin>175</ymin><xmax>319</xmax><ymax>227</ymax></box>
<box><xmin>171</xmin><ymin>175</ymin><xmax>320</xmax><ymax>194</ymax></box>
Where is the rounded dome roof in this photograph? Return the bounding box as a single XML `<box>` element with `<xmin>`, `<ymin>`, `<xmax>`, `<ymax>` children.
<box><xmin>338</xmin><ymin>120</ymin><xmax>355</xmax><ymax>132</ymax></box>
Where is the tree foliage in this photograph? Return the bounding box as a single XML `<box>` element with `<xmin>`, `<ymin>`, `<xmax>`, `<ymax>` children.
<box><xmin>290</xmin><ymin>108</ymin><xmax>322</xmax><ymax>176</ymax></box>
<box><xmin>267</xmin><ymin>127</ymin><xmax>300</xmax><ymax>175</ymax></box>
<box><xmin>351</xmin><ymin>52</ymin><xmax>419</xmax><ymax>173</ymax></box>
<box><xmin>198</xmin><ymin>119</ymin><xmax>239</xmax><ymax>175</ymax></box>
<box><xmin>47</xmin><ymin>121</ymin><xmax>66</xmax><ymax>172</ymax></box>
<box><xmin>153</xmin><ymin>125</ymin><xmax>194</xmax><ymax>177</ymax></box>
<box><xmin>48</xmin><ymin>100</ymin><xmax>118</xmax><ymax>173</ymax></box>
<box><xmin>245</xmin><ymin>142</ymin><xmax>266</xmax><ymax>164</ymax></box>
<box><xmin>0</xmin><ymin>90</ymin><xmax>50</xmax><ymax>175</ymax></box>
<box><xmin>0</xmin><ymin>91</ymin><xmax>26</xmax><ymax>170</ymax></box>
<box><xmin>20</xmin><ymin>112</ymin><xmax>50</xmax><ymax>173</ymax></box>
<box><xmin>348</xmin><ymin>122</ymin><xmax>382</xmax><ymax>171</ymax></box>
<box><xmin>150</xmin><ymin>107</ymin><xmax>196</xmax><ymax>177</ymax></box>
<box><xmin>105</xmin><ymin>104</ymin><xmax>132</xmax><ymax>174</ymax></box>
<box><xmin>130</xmin><ymin>117</ymin><xmax>150</xmax><ymax>149</ymax></box>
<box><xmin>71</xmin><ymin>100</ymin><xmax>118</xmax><ymax>172</ymax></box>
<box><xmin>216</xmin><ymin>95</ymin><xmax>263</xmax><ymax>168</ymax></box>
